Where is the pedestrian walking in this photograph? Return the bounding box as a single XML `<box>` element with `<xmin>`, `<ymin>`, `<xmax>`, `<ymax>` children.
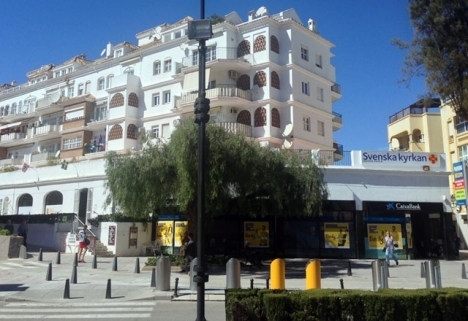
<box><xmin>78</xmin><ymin>225</ymin><xmax>89</xmax><ymax>263</ymax></box>
<box><xmin>384</xmin><ymin>230</ymin><xmax>399</xmax><ymax>266</ymax></box>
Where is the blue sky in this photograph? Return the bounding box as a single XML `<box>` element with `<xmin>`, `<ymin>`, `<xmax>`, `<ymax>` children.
<box><xmin>0</xmin><ymin>1</ymin><xmax>426</xmax><ymax>151</ymax></box>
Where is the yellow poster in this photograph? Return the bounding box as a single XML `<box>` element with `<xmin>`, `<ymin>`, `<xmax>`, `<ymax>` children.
<box><xmin>324</xmin><ymin>223</ymin><xmax>350</xmax><ymax>249</ymax></box>
<box><xmin>174</xmin><ymin>221</ymin><xmax>188</xmax><ymax>247</ymax></box>
<box><xmin>157</xmin><ymin>221</ymin><xmax>174</xmax><ymax>246</ymax></box>
<box><xmin>244</xmin><ymin>222</ymin><xmax>269</xmax><ymax>248</ymax></box>
<box><xmin>406</xmin><ymin>223</ymin><xmax>412</xmax><ymax>249</ymax></box>
<box><xmin>367</xmin><ymin>223</ymin><xmax>402</xmax><ymax>249</ymax></box>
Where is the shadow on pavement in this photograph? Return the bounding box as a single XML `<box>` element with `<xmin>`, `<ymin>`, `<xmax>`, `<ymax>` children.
<box><xmin>0</xmin><ymin>284</ymin><xmax>29</xmax><ymax>292</ymax></box>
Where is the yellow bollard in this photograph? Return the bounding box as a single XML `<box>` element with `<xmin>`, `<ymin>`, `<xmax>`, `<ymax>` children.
<box><xmin>306</xmin><ymin>259</ymin><xmax>321</xmax><ymax>289</ymax></box>
<box><xmin>270</xmin><ymin>258</ymin><xmax>285</xmax><ymax>289</ymax></box>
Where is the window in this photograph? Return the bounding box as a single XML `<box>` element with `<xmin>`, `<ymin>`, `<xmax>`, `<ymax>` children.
<box><xmin>55</xmin><ymin>71</ymin><xmax>60</xmax><ymax>78</ymax></box>
<box><xmin>85</xmin><ymin>81</ymin><xmax>91</xmax><ymax>94</ymax></box>
<box><xmin>115</xmin><ymin>49</ymin><xmax>123</xmax><ymax>57</ymax></box>
<box><xmin>317</xmin><ymin>121</ymin><xmax>325</xmax><ymax>136</ymax></box>
<box><xmin>152</xmin><ymin>125</ymin><xmax>159</xmax><ymax>138</ymax></box>
<box><xmin>192</xmin><ymin>51</ymin><xmax>199</xmax><ymax>66</ymax></box>
<box><xmin>302</xmin><ymin>82</ymin><xmax>310</xmax><ymax>95</ymax></box>
<box><xmin>67</xmin><ymin>67</ymin><xmax>73</xmax><ymax>73</ymax></box>
<box><xmin>315</xmin><ymin>53</ymin><xmax>322</xmax><ymax>68</ymax></box>
<box><xmin>448</xmin><ymin>120</ymin><xmax>454</xmax><ymax>143</ymax></box>
<box><xmin>152</xmin><ymin>93</ymin><xmax>160</xmax><ymax>106</ymax></box>
<box><xmin>153</xmin><ymin>61</ymin><xmax>161</xmax><ymax>75</ymax></box>
<box><xmin>106</xmin><ymin>75</ymin><xmax>113</xmax><ymax>88</ymax></box>
<box><xmin>98</xmin><ymin>78</ymin><xmax>105</xmax><ymax>90</ymax></box>
<box><xmin>317</xmin><ymin>87</ymin><xmax>324</xmax><ymax>101</ymax></box>
<box><xmin>163</xmin><ymin>90</ymin><xmax>171</xmax><ymax>104</ymax></box>
<box><xmin>68</xmin><ymin>86</ymin><xmax>74</xmax><ymax>98</ymax></box>
<box><xmin>124</xmin><ymin>67</ymin><xmax>134</xmax><ymax>75</ymax></box>
<box><xmin>206</xmin><ymin>46</ymin><xmax>217</xmax><ymax>61</ymax></box>
<box><xmin>459</xmin><ymin>144</ymin><xmax>468</xmax><ymax>162</ymax></box>
<box><xmin>207</xmin><ymin>80</ymin><xmax>216</xmax><ymax>89</ymax></box>
<box><xmin>65</xmin><ymin>108</ymin><xmax>84</xmax><ymax>121</ymax></box>
<box><xmin>175</xmin><ymin>30</ymin><xmax>182</xmax><ymax>38</ymax></box>
<box><xmin>63</xmin><ymin>137</ymin><xmax>83</xmax><ymax>150</ymax></box>
<box><xmin>303</xmin><ymin>117</ymin><xmax>310</xmax><ymax>131</ymax></box>
<box><xmin>301</xmin><ymin>47</ymin><xmax>309</xmax><ymax>61</ymax></box>
<box><xmin>161</xmin><ymin>123</ymin><xmax>170</xmax><ymax>137</ymax></box>
<box><xmin>78</xmin><ymin>83</ymin><xmax>84</xmax><ymax>96</ymax></box>
<box><xmin>164</xmin><ymin>59</ymin><xmax>172</xmax><ymax>72</ymax></box>
<box><xmin>61</xmin><ymin>70</ymin><xmax>66</xmax><ymax>76</ymax></box>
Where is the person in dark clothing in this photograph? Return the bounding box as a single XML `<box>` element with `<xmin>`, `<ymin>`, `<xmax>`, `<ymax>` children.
<box><xmin>180</xmin><ymin>233</ymin><xmax>196</xmax><ymax>273</ymax></box>
<box><xmin>17</xmin><ymin>220</ymin><xmax>28</xmax><ymax>247</ymax></box>
<box><xmin>4</xmin><ymin>220</ymin><xmax>14</xmax><ymax>235</ymax></box>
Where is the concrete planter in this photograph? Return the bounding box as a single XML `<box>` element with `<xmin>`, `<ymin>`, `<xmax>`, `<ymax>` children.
<box><xmin>0</xmin><ymin>235</ymin><xmax>24</xmax><ymax>259</ymax></box>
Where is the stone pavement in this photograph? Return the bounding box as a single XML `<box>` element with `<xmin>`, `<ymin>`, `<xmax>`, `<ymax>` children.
<box><xmin>0</xmin><ymin>250</ymin><xmax>468</xmax><ymax>303</ymax></box>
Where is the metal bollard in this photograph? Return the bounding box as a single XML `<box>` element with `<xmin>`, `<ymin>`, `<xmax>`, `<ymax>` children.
<box><xmin>420</xmin><ymin>261</ymin><xmax>426</xmax><ymax>278</ymax></box>
<box><xmin>134</xmin><ymin>258</ymin><xmax>140</xmax><ymax>274</ymax></box>
<box><xmin>306</xmin><ymin>259</ymin><xmax>321</xmax><ymax>289</ymax></box>
<box><xmin>38</xmin><ymin>248</ymin><xmax>43</xmax><ymax>262</ymax></box>
<box><xmin>340</xmin><ymin>278</ymin><xmax>344</xmax><ymax>289</ymax></box>
<box><xmin>63</xmin><ymin>278</ymin><xmax>70</xmax><ymax>299</ymax></box>
<box><xmin>266</xmin><ymin>277</ymin><xmax>270</xmax><ymax>289</ymax></box>
<box><xmin>371</xmin><ymin>259</ymin><xmax>388</xmax><ymax>291</ymax></box>
<box><xmin>347</xmin><ymin>260</ymin><xmax>352</xmax><ymax>276</ymax></box>
<box><xmin>270</xmin><ymin>259</ymin><xmax>285</xmax><ymax>289</ymax></box>
<box><xmin>462</xmin><ymin>263</ymin><xmax>467</xmax><ymax>279</ymax></box>
<box><xmin>112</xmin><ymin>256</ymin><xmax>118</xmax><ymax>271</ymax></box>
<box><xmin>92</xmin><ymin>254</ymin><xmax>97</xmax><ymax>269</ymax></box>
<box><xmin>425</xmin><ymin>260</ymin><xmax>442</xmax><ymax>288</ymax></box>
<box><xmin>189</xmin><ymin>258</ymin><xmax>198</xmax><ymax>291</ymax></box>
<box><xmin>150</xmin><ymin>267</ymin><xmax>156</xmax><ymax>287</ymax></box>
<box><xmin>105</xmin><ymin>279</ymin><xmax>112</xmax><ymax>299</ymax></box>
<box><xmin>173</xmin><ymin>277</ymin><xmax>179</xmax><ymax>298</ymax></box>
<box><xmin>56</xmin><ymin>251</ymin><xmax>61</xmax><ymax>265</ymax></box>
<box><xmin>46</xmin><ymin>263</ymin><xmax>53</xmax><ymax>281</ymax></box>
<box><xmin>226</xmin><ymin>258</ymin><xmax>241</xmax><ymax>289</ymax></box>
<box><xmin>250</xmin><ymin>278</ymin><xmax>254</xmax><ymax>289</ymax></box>
<box><xmin>156</xmin><ymin>256</ymin><xmax>171</xmax><ymax>291</ymax></box>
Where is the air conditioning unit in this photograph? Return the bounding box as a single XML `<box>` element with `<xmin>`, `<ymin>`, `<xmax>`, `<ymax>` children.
<box><xmin>228</xmin><ymin>70</ymin><xmax>239</xmax><ymax>80</ymax></box>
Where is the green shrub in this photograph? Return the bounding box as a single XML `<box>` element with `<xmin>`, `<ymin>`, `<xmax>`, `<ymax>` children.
<box><xmin>0</xmin><ymin>228</ymin><xmax>11</xmax><ymax>236</ymax></box>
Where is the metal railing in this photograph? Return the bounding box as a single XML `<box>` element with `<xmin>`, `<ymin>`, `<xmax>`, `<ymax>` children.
<box><xmin>181</xmin><ymin>47</ymin><xmax>254</xmax><ymax>68</ymax></box>
<box><xmin>179</xmin><ymin>86</ymin><xmax>252</xmax><ymax>105</ymax></box>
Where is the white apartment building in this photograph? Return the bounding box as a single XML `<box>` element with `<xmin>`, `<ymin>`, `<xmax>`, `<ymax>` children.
<box><xmin>0</xmin><ymin>7</ymin><xmax>342</xmax><ymax>221</ymax></box>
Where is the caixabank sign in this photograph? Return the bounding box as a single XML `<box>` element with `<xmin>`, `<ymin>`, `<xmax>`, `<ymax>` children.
<box><xmin>357</xmin><ymin>151</ymin><xmax>443</xmax><ymax>171</ymax></box>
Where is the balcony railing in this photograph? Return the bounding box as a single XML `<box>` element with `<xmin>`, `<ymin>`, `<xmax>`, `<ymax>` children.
<box><xmin>389</xmin><ymin>104</ymin><xmax>440</xmax><ymax>124</ymax></box>
<box><xmin>31</xmin><ymin>152</ymin><xmax>55</xmax><ymax>162</ymax></box>
<box><xmin>179</xmin><ymin>86</ymin><xmax>252</xmax><ymax>106</ymax></box>
<box><xmin>332</xmin><ymin>111</ymin><xmax>342</xmax><ymax>125</ymax></box>
<box><xmin>331</xmin><ymin>83</ymin><xmax>341</xmax><ymax>95</ymax></box>
<box><xmin>87</xmin><ymin>111</ymin><xmax>109</xmax><ymax>124</ymax></box>
<box><xmin>215</xmin><ymin>122</ymin><xmax>252</xmax><ymax>137</ymax></box>
<box><xmin>30</xmin><ymin>124</ymin><xmax>62</xmax><ymax>136</ymax></box>
<box><xmin>0</xmin><ymin>132</ymin><xmax>26</xmax><ymax>142</ymax></box>
<box><xmin>0</xmin><ymin>157</ymin><xmax>22</xmax><ymax>166</ymax></box>
<box><xmin>181</xmin><ymin>47</ymin><xmax>254</xmax><ymax>68</ymax></box>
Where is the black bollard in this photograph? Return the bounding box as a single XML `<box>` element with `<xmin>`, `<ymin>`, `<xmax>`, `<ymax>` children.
<box><xmin>112</xmin><ymin>256</ymin><xmax>118</xmax><ymax>271</ymax></box>
<box><xmin>63</xmin><ymin>278</ymin><xmax>70</xmax><ymax>299</ymax></box>
<box><xmin>421</xmin><ymin>262</ymin><xmax>426</xmax><ymax>278</ymax></box>
<box><xmin>347</xmin><ymin>260</ymin><xmax>352</xmax><ymax>276</ymax></box>
<box><xmin>340</xmin><ymin>278</ymin><xmax>344</xmax><ymax>289</ymax></box>
<box><xmin>134</xmin><ymin>258</ymin><xmax>140</xmax><ymax>274</ymax></box>
<box><xmin>46</xmin><ymin>263</ymin><xmax>52</xmax><ymax>281</ymax></box>
<box><xmin>71</xmin><ymin>264</ymin><xmax>77</xmax><ymax>284</ymax></box>
<box><xmin>250</xmin><ymin>278</ymin><xmax>254</xmax><ymax>289</ymax></box>
<box><xmin>38</xmin><ymin>248</ymin><xmax>43</xmax><ymax>262</ymax></box>
<box><xmin>73</xmin><ymin>253</ymin><xmax>78</xmax><ymax>266</ymax></box>
<box><xmin>92</xmin><ymin>254</ymin><xmax>97</xmax><ymax>269</ymax></box>
<box><xmin>266</xmin><ymin>277</ymin><xmax>270</xmax><ymax>289</ymax></box>
<box><xmin>56</xmin><ymin>251</ymin><xmax>61</xmax><ymax>265</ymax></box>
<box><xmin>462</xmin><ymin>263</ymin><xmax>467</xmax><ymax>279</ymax></box>
<box><xmin>173</xmin><ymin>277</ymin><xmax>179</xmax><ymax>298</ymax></box>
<box><xmin>105</xmin><ymin>278</ymin><xmax>112</xmax><ymax>299</ymax></box>
<box><xmin>150</xmin><ymin>267</ymin><xmax>156</xmax><ymax>287</ymax></box>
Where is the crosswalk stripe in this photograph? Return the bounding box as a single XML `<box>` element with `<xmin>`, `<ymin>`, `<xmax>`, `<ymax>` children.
<box><xmin>0</xmin><ymin>313</ymin><xmax>151</xmax><ymax>319</ymax></box>
<box><xmin>2</xmin><ymin>307</ymin><xmax>153</xmax><ymax>313</ymax></box>
<box><xmin>5</xmin><ymin>302</ymin><xmax>155</xmax><ymax>307</ymax></box>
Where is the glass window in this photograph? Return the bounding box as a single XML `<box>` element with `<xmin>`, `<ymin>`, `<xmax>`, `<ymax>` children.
<box><xmin>98</xmin><ymin>78</ymin><xmax>105</xmax><ymax>90</ymax></box>
<box><xmin>153</xmin><ymin>93</ymin><xmax>160</xmax><ymax>106</ymax></box>
<box><xmin>153</xmin><ymin>61</ymin><xmax>161</xmax><ymax>75</ymax></box>
<box><xmin>78</xmin><ymin>83</ymin><xmax>84</xmax><ymax>96</ymax></box>
<box><xmin>303</xmin><ymin>117</ymin><xmax>310</xmax><ymax>131</ymax></box>
<box><xmin>163</xmin><ymin>91</ymin><xmax>171</xmax><ymax>104</ymax></box>
<box><xmin>115</xmin><ymin>49</ymin><xmax>123</xmax><ymax>57</ymax></box>
<box><xmin>164</xmin><ymin>60</ymin><xmax>172</xmax><ymax>72</ymax></box>
<box><xmin>206</xmin><ymin>46</ymin><xmax>217</xmax><ymax>61</ymax></box>
<box><xmin>315</xmin><ymin>53</ymin><xmax>322</xmax><ymax>68</ymax></box>
<box><xmin>152</xmin><ymin>126</ymin><xmax>159</xmax><ymax>138</ymax></box>
<box><xmin>317</xmin><ymin>121</ymin><xmax>325</xmax><ymax>136</ymax></box>
<box><xmin>301</xmin><ymin>47</ymin><xmax>309</xmax><ymax>61</ymax></box>
<box><xmin>63</xmin><ymin>137</ymin><xmax>83</xmax><ymax>150</ymax></box>
<box><xmin>302</xmin><ymin>82</ymin><xmax>309</xmax><ymax>95</ymax></box>
<box><xmin>85</xmin><ymin>81</ymin><xmax>91</xmax><ymax>94</ymax></box>
<box><xmin>317</xmin><ymin>87</ymin><xmax>324</xmax><ymax>101</ymax></box>
<box><xmin>106</xmin><ymin>75</ymin><xmax>113</xmax><ymax>88</ymax></box>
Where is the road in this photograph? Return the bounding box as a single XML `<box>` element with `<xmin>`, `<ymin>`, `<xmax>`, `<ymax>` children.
<box><xmin>0</xmin><ymin>300</ymin><xmax>226</xmax><ymax>321</ymax></box>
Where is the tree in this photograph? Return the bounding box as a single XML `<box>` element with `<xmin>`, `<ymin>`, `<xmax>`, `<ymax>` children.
<box><xmin>394</xmin><ymin>0</ymin><xmax>468</xmax><ymax>118</ymax></box>
<box><xmin>104</xmin><ymin>119</ymin><xmax>328</xmax><ymax>234</ymax></box>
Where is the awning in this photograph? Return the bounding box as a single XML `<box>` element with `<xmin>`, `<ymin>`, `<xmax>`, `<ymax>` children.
<box><xmin>0</xmin><ymin>121</ymin><xmax>22</xmax><ymax>130</ymax></box>
<box><xmin>182</xmin><ymin>68</ymin><xmax>211</xmax><ymax>92</ymax></box>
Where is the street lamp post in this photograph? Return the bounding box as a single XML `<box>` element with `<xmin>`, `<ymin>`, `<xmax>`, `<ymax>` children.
<box><xmin>187</xmin><ymin>2</ymin><xmax>212</xmax><ymax>320</ymax></box>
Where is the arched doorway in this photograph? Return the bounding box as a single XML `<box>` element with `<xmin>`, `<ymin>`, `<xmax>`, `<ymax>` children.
<box><xmin>74</xmin><ymin>188</ymin><xmax>93</xmax><ymax>224</ymax></box>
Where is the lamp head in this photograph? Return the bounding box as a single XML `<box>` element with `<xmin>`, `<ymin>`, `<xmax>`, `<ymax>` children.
<box><xmin>187</xmin><ymin>19</ymin><xmax>212</xmax><ymax>40</ymax></box>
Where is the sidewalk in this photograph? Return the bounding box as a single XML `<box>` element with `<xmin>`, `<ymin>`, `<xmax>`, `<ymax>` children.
<box><xmin>1</xmin><ymin>250</ymin><xmax>468</xmax><ymax>303</ymax></box>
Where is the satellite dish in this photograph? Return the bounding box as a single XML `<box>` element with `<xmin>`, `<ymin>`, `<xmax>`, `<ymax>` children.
<box><xmin>149</xmin><ymin>26</ymin><xmax>162</xmax><ymax>40</ymax></box>
<box><xmin>100</xmin><ymin>48</ymin><xmax>106</xmax><ymax>57</ymax></box>
<box><xmin>55</xmin><ymin>150</ymin><xmax>61</xmax><ymax>158</ymax></box>
<box><xmin>251</xmin><ymin>84</ymin><xmax>259</xmax><ymax>93</ymax></box>
<box><xmin>282</xmin><ymin>139</ymin><xmax>293</xmax><ymax>149</ymax></box>
<box><xmin>282</xmin><ymin>123</ymin><xmax>293</xmax><ymax>137</ymax></box>
<box><xmin>255</xmin><ymin>6</ymin><xmax>268</xmax><ymax>17</ymax></box>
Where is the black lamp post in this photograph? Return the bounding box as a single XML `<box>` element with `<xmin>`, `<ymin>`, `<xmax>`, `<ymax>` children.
<box><xmin>187</xmin><ymin>2</ymin><xmax>212</xmax><ymax>320</ymax></box>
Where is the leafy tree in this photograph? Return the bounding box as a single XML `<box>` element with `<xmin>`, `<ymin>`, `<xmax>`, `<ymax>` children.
<box><xmin>210</xmin><ymin>14</ymin><xmax>225</xmax><ymax>25</ymax></box>
<box><xmin>104</xmin><ymin>119</ymin><xmax>328</xmax><ymax>234</ymax></box>
<box><xmin>394</xmin><ymin>0</ymin><xmax>468</xmax><ymax>118</ymax></box>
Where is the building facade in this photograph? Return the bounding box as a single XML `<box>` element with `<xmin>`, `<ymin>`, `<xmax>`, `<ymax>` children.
<box><xmin>0</xmin><ymin>7</ymin><xmax>342</xmax><ymax>221</ymax></box>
